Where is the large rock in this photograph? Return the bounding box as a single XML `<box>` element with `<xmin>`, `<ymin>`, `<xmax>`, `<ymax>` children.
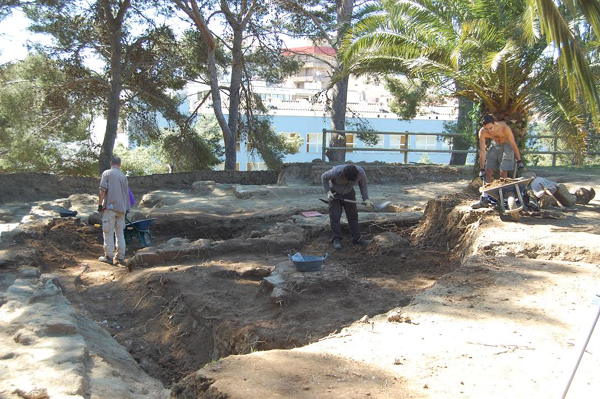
<box><xmin>230</xmin><ymin>185</ymin><xmax>271</xmax><ymax>199</ymax></box>
<box><xmin>133</xmin><ymin>238</ymin><xmax>212</xmax><ymax>267</ymax></box>
<box><xmin>0</xmin><ymin>249</ymin><xmax>38</xmax><ymax>269</ymax></box>
<box><xmin>368</xmin><ymin>232</ymin><xmax>411</xmax><ymax>255</ymax></box>
<box><xmin>0</xmin><ymin>219</ymin><xmax>52</xmax><ymax>241</ymax></box>
<box><xmin>191</xmin><ymin>181</ymin><xmax>216</xmax><ymax>195</ymax></box>
<box><xmin>0</xmin><ymin>267</ymin><xmax>168</xmax><ymax>399</ymax></box>
<box><xmin>138</xmin><ymin>191</ymin><xmax>181</xmax><ymax>209</ymax></box>
<box><xmin>0</xmin><ymin>210</ymin><xmax>15</xmax><ymax>223</ymax></box>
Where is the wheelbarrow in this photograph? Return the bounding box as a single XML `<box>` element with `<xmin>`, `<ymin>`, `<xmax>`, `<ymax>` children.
<box><xmin>124</xmin><ymin>216</ymin><xmax>155</xmax><ymax>247</ymax></box>
<box><xmin>480</xmin><ymin>177</ymin><xmax>534</xmax><ymax>222</ymax></box>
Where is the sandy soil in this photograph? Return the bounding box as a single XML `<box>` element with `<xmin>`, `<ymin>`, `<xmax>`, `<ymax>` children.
<box><xmin>1</xmin><ymin>165</ymin><xmax>599</xmax><ymax>398</ymax></box>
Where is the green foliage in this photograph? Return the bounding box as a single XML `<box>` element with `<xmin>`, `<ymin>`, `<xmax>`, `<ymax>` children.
<box><xmin>525</xmin><ymin>122</ymin><xmax>554</xmax><ymax>166</ymax></box>
<box><xmin>161</xmin><ymin>126</ymin><xmax>219</xmax><ymax>173</ymax></box>
<box><xmin>243</xmin><ymin>116</ymin><xmax>299</xmax><ymax>170</ymax></box>
<box><xmin>113</xmin><ymin>143</ymin><xmax>169</xmax><ymax>176</ymax></box>
<box><xmin>24</xmin><ymin>0</ymin><xmax>195</xmax><ymax>173</ymax></box>
<box><xmin>0</xmin><ymin>53</ymin><xmax>97</xmax><ymax>175</ymax></box>
<box><xmin>417</xmin><ymin>153</ymin><xmax>432</xmax><ymax>164</ymax></box>
<box><xmin>343</xmin><ymin>0</ymin><xmax>600</xmax><ymax>163</ymax></box>
<box><xmin>385</xmin><ymin>77</ymin><xmax>431</xmax><ymax>121</ymax></box>
<box><xmin>280</xmin><ymin>132</ymin><xmax>303</xmax><ymax>154</ymax></box>
<box><xmin>195</xmin><ymin>115</ymin><xmax>225</xmax><ymax>159</ymax></box>
<box><xmin>346</xmin><ymin>117</ymin><xmax>379</xmax><ymax>146</ymax></box>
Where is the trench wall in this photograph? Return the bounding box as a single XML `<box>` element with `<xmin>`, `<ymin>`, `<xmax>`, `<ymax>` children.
<box><xmin>0</xmin><ymin>170</ymin><xmax>277</xmax><ymax>202</ymax></box>
<box><xmin>278</xmin><ymin>162</ymin><xmax>471</xmax><ymax>185</ymax></box>
<box><xmin>1</xmin><ymin>163</ymin><xmax>471</xmax><ymax>203</ymax></box>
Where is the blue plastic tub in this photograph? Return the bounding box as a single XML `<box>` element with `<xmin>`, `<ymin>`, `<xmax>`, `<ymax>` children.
<box><xmin>288</xmin><ymin>252</ymin><xmax>328</xmax><ymax>272</ymax></box>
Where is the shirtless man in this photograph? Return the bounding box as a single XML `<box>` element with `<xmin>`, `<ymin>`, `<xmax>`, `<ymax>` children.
<box><xmin>472</xmin><ymin>115</ymin><xmax>524</xmax><ymax>209</ymax></box>
<box><xmin>479</xmin><ymin>114</ymin><xmax>524</xmax><ymax>182</ymax></box>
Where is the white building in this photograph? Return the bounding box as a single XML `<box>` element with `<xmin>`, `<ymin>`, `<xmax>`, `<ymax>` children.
<box><xmin>187</xmin><ymin>45</ymin><xmax>459</xmax><ymax>171</ymax></box>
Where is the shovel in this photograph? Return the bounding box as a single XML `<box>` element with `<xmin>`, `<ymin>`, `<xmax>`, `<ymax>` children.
<box><xmin>319</xmin><ymin>198</ymin><xmax>392</xmax><ymax>211</ymax></box>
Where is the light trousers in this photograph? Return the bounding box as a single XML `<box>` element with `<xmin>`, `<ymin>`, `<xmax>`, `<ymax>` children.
<box><xmin>102</xmin><ymin>209</ymin><xmax>126</xmax><ymax>260</ymax></box>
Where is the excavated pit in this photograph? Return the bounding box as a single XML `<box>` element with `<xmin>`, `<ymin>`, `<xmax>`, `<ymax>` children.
<box><xmin>8</xmin><ymin>195</ymin><xmax>595</xmax><ymax>389</ymax></box>
<box><xmin>2</xmin><ymin>167</ymin><xmax>597</xmax><ymax>395</ymax></box>
<box><xmin>0</xmin><ymin>208</ymin><xmax>455</xmax><ymax>387</ymax></box>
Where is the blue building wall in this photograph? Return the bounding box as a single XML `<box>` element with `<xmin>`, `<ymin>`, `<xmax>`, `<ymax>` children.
<box><xmin>237</xmin><ymin>114</ymin><xmax>455</xmax><ymax>170</ymax></box>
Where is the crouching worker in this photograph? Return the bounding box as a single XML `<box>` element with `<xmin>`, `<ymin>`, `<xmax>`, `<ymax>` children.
<box><xmin>322</xmin><ymin>164</ymin><xmax>372</xmax><ymax>249</ymax></box>
<box><xmin>530</xmin><ymin>176</ymin><xmax>595</xmax><ymax>208</ymax></box>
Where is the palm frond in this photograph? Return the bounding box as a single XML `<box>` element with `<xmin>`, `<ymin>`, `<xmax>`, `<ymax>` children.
<box><xmin>530</xmin><ymin>79</ymin><xmax>588</xmax><ymax>163</ymax></box>
<box><xmin>534</xmin><ymin>0</ymin><xmax>600</xmax><ymax>121</ymax></box>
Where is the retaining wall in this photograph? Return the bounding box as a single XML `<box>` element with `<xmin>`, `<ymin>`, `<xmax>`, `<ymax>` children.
<box><xmin>0</xmin><ymin>170</ymin><xmax>277</xmax><ymax>202</ymax></box>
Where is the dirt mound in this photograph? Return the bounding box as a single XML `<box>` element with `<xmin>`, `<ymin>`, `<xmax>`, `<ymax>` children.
<box><xmin>411</xmin><ymin>192</ymin><xmax>485</xmax><ymax>262</ymax></box>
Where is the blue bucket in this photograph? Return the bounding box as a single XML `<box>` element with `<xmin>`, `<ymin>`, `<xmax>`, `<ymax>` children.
<box><xmin>288</xmin><ymin>252</ymin><xmax>328</xmax><ymax>272</ymax></box>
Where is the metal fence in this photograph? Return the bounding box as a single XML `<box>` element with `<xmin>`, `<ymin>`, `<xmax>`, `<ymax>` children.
<box><xmin>321</xmin><ymin>129</ymin><xmax>600</xmax><ymax>165</ymax></box>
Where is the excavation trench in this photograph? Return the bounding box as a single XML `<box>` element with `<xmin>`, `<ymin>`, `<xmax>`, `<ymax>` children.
<box><xmin>7</xmin><ymin>190</ymin><xmax>591</xmax><ymax>390</ymax></box>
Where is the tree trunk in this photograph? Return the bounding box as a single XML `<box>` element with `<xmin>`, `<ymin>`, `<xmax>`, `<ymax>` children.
<box><xmin>327</xmin><ymin>74</ymin><xmax>349</xmax><ymax>162</ymax></box>
<box><xmin>98</xmin><ymin>1</ymin><xmax>128</xmax><ymax>175</ymax></box>
<box><xmin>207</xmin><ymin>48</ymin><xmax>235</xmax><ymax>170</ymax></box>
<box><xmin>226</xmin><ymin>27</ymin><xmax>244</xmax><ymax>171</ymax></box>
<box><xmin>449</xmin><ymin>96</ymin><xmax>473</xmax><ymax>165</ymax></box>
<box><xmin>326</xmin><ymin>0</ymin><xmax>354</xmax><ymax>163</ymax></box>
<box><xmin>497</xmin><ymin>111</ymin><xmax>528</xmax><ymax>150</ymax></box>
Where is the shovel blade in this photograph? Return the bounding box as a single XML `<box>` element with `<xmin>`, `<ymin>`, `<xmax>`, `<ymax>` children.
<box><xmin>374</xmin><ymin>201</ymin><xmax>392</xmax><ymax>211</ymax></box>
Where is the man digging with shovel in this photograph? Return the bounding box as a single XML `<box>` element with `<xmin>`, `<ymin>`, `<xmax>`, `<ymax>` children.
<box><xmin>322</xmin><ymin>164</ymin><xmax>372</xmax><ymax>250</ymax></box>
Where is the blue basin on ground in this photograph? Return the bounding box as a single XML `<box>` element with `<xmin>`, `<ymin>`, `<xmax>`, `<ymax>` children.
<box><xmin>288</xmin><ymin>252</ymin><xmax>328</xmax><ymax>272</ymax></box>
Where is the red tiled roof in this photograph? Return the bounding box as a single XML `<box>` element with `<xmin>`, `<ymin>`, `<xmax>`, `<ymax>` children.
<box><xmin>282</xmin><ymin>46</ymin><xmax>336</xmax><ymax>57</ymax></box>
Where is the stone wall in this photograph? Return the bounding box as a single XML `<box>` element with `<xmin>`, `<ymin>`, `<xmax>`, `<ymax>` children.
<box><xmin>0</xmin><ymin>170</ymin><xmax>277</xmax><ymax>203</ymax></box>
<box><xmin>278</xmin><ymin>162</ymin><xmax>471</xmax><ymax>185</ymax></box>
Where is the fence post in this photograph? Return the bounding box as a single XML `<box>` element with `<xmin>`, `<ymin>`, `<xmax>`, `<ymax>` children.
<box><xmin>404</xmin><ymin>133</ymin><xmax>409</xmax><ymax>164</ymax></box>
<box><xmin>322</xmin><ymin>128</ymin><xmax>327</xmax><ymax>162</ymax></box>
<box><xmin>552</xmin><ymin>136</ymin><xmax>557</xmax><ymax>166</ymax></box>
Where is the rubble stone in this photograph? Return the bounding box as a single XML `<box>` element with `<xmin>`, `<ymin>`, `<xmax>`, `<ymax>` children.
<box><xmin>191</xmin><ymin>181</ymin><xmax>216</xmax><ymax>194</ymax></box>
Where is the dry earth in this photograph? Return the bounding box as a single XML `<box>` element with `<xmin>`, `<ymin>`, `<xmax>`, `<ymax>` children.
<box><xmin>0</xmin><ymin>165</ymin><xmax>599</xmax><ymax>399</ymax></box>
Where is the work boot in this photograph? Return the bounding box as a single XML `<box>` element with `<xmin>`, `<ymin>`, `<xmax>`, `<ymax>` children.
<box><xmin>333</xmin><ymin>238</ymin><xmax>342</xmax><ymax>250</ymax></box>
<box><xmin>574</xmin><ymin>187</ymin><xmax>595</xmax><ymax>205</ymax></box>
<box><xmin>470</xmin><ymin>196</ymin><xmax>490</xmax><ymax>209</ymax></box>
<box><xmin>353</xmin><ymin>239</ymin><xmax>371</xmax><ymax>246</ymax></box>
<box><xmin>98</xmin><ymin>256</ymin><xmax>113</xmax><ymax>265</ymax></box>
<box><xmin>115</xmin><ymin>258</ymin><xmax>126</xmax><ymax>266</ymax></box>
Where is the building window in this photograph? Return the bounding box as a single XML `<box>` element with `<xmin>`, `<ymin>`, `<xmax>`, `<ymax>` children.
<box><xmin>306</xmin><ymin>132</ymin><xmax>323</xmax><ymax>153</ymax></box>
<box><xmin>416</xmin><ymin>135</ymin><xmax>438</xmax><ymax>150</ymax></box>
<box><xmin>365</xmin><ymin>134</ymin><xmax>384</xmax><ymax>153</ymax></box>
<box><xmin>390</xmin><ymin>135</ymin><xmax>407</xmax><ymax>149</ymax></box>
<box><xmin>346</xmin><ymin>133</ymin><xmax>355</xmax><ymax>153</ymax></box>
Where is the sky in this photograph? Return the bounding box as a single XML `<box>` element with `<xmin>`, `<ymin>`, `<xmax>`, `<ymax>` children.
<box><xmin>0</xmin><ymin>8</ymin><xmax>309</xmax><ymax>67</ymax></box>
<box><xmin>0</xmin><ymin>10</ymin><xmax>44</xmax><ymax>64</ymax></box>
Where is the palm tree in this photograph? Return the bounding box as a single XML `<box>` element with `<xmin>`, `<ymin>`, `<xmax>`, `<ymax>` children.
<box><xmin>343</xmin><ymin>0</ymin><xmax>598</xmax><ymax>159</ymax></box>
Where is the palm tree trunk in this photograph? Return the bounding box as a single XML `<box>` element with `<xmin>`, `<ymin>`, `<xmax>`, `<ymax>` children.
<box><xmin>327</xmin><ymin>74</ymin><xmax>349</xmax><ymax>162</ymax></box>
<box><xmin>326</xmin><ymin>0</ymin><xmax>354</xmax><ymax>163</ymax></box>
